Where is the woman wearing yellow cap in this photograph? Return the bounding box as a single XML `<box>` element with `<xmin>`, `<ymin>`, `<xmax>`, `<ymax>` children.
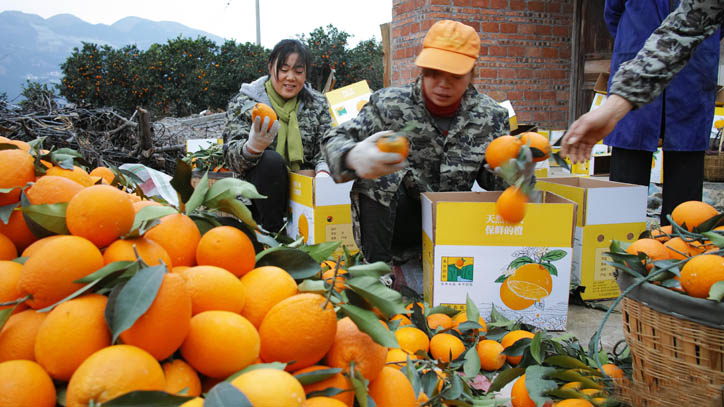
<box><xmin>322</xmin><ymin>20</ymin><xmax>509</xmax><ymax>290</ymax></box>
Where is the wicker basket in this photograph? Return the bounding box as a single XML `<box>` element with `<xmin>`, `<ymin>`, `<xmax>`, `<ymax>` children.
<box><xmin>705</xmin><ymin>128</ymin><xmax>724</xmax><ymax>181</ymax></box>
<box><xmin>616</xmin><ymin>273</ymin><xmax>724</xmax><ymax>407</ymax></box>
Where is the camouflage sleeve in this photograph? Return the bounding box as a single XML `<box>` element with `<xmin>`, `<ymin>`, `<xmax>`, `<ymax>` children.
<box><xmin>322</xmin><ymin>91</ymin><xmax>389</xmax><ymax>183</ymax></box>
<box><xmin>609</xmin><ymin>0</ymin><xmax>724</xmax><ymax>107</ymax></box>
<box><xmin>222</xmin><ymin>92</ymin><xmax>259</xmax><ymax>176</ymax></box>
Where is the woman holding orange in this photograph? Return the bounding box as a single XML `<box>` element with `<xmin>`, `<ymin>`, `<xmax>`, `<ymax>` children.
<box><xmin>223</xmin><ymin>39</ymin><xmax>332</xmax><ymax>233</ymax></box>
<box><xmin>322</xmin><ymin>20</ymin><xmax>509</xmax><ymax>290</ymax></box>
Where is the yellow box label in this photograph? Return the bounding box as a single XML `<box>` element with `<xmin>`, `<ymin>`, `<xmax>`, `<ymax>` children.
<box><xmin>289</xmin><ymin>172</ymin><xmax>314</xmax><ymax>207</ymax></box>
<box><xmin>435</xmin><ymin>201</ymin><xmax>574</xmax><ymax>247</ymax></box>
<box><xmin>422</xmin><ymin>231</ymin><xmax>434</xmax><ymax>305</ymax></box>
<box><xmin>313</xmin><ymin>204</ymin><xmax>358</xmax><ymax>254</ymax></box>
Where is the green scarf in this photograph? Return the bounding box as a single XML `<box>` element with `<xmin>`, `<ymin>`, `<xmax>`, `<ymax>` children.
<box><xmin>264</xmin><ymin>80</ymin><xmax>303</xmax><ymax>171</ymax></box>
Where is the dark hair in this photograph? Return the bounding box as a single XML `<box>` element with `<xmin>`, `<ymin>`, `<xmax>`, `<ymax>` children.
<box><xmin>268</xmin><ymin>39</ymin><xmax>313</xmax><ymax>103</ymax></box>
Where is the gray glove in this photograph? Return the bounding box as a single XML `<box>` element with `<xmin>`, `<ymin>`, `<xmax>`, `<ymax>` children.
<box><xmin>244</xmin><ymin>116</ymin><xmax>280</xmax><ymax>154</ymax></box>
<box><xmin>345</xmin><ymin>131</ymin><xmax>407</xmax><ymax>179</ymax></box>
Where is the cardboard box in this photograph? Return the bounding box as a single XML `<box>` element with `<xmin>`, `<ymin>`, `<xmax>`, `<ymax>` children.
<box><xmin>421</xmin><ymin>191</ymin><xmax>576</xmax><ymax>330</ymax></box>
<box><xmin>286</xmin><ymin>171</ymin><xmax>359</xmax><ymax>255</ymax></box>
<box><xmin>186</xmin><ymin>138</ymin><xmax>222</xmax><ymax>153</ymax></box>
<box><xmin>499</xmin><ymin>100</ymin><xmax>518</xmax><ymax>131</ymax></box>
<box><xmin>650</xmin><ymin>148</ymin><xmax>663</xmax><ymax>184</ymax></box>
<box><xmin>325</xmin><ymin>80</ymin><xmax>372</xmax><ymax>127</ymax></box>
<box><xmin>535</xmin><ymin>177</ymin><xmax>648</xmax><ymax>300</ymax></box>
<box><xmin>593</xmin><ymin>72</ymin><xmax>609</xmax><ymax>95</ymax></box>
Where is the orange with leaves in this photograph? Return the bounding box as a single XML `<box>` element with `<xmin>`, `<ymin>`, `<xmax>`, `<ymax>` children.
<box><xmin>66</xmin><ymin>184</ymin><xmax>136</xmax><ymax>248</ymax></box>
<box><xmin>0</xmin><ymin>360</ymin><xmax>56</xmax><ymax>407</ymax></box>
<box><xmin>322</xmin><ymin>266</ymin><xmax>348</xmax><ymax>293</ymax></box>
<box><xmin>497</xmin><ymin>186</ymin><xmax>528</xmax><ymax>224</ymax></box>
<box><xmin>45</xmin><ymin>165</ymin><xmax>95</xmax><ymax>187</ymax></box>
<box><xmin>0</xmin><ymin>210</ymin><xmax>37</xmax><ymax>251</ymax></box>
<box><xmin>25</xmin><ymin>175</ymin><xmax>84</xmax><ymax>205</ymax></box>
<box><xmin>89</xmin><ymin>166</ymin><xmax>115</xmax><ymax>184</ymax></box>
<box><xmin>0</xmin><ymin>261</ymin><xmax>26</xmax><ymax>314</ymax></box>
<box><xmin>20</xmin><ymin>235</ymin><xmax>62</xmax><ymax>257</ymax></box>
<box><xmin>519</xmin><ymin>132</ymin><xmax>552</xmax><ymax>162</ymax></box>
<box><xmin>476</xmin><ymin>339</ymin><xmax>506</xmax><ymax>371</ymax></box>
<box><xmin>163</xmin><ymin>359</ymin><xmax>201</xmax><ymax>397</ymax></box>
<box><xmin>19</xmin><ymin>235</ymin><xmax>104</xmax><ymax>309</ymax></box>
<box><xmin>240</xmin><ymin>265</ymin><xmax>298</xmax><ymax>327</ymax></box>
<box><xmin>600</xmin><ymin>363</ymin><xmax>625</xmax><ymax>380</ymax></box>
<box><xmin>511</xmin><ymin>374</ymin><xmax>535</xmax><ymax>407</ymax></box>
<box><xmin>295</xmin><ymin>365</ymin><xmax>354</xmax><ymax>406</ymax></box>
<box><xmin>195</xmin><ymin>225</ymin><xmax>256</xmax><ymax>277</ymax></box>
<box><xmin>395</xmin><ymin>326</ymin><xmax>430</xmax><ymax>355</ymax></box>
<box><xmin>626</xmin><ymin>238</ymin><xmax>670</xmax><ymax>271</ymax></box>
<box><xmin>680</xmin><ymin>254</ymin><xmax>724</xmax><ymax>298</ymax></box>
<box><xmin>120</xmin><ymin>273</ymin><xmax>192</xmax><ymax>360</ymax></box>
<box><xmin>144</xmin><ymin>213</ymin><xmax>201</xmax><ymax>267</ymax></box>
<box><xmin>651</xmin><ymin>225</ymin><xmax>673</xmax><ymax>242</ymax></box>
<box><xmin>251</xmin><ymin>102</ymin><xmax>278</xmax><ymax>130</ymax></box>
<box><xmin>367</xmin><ymin>366</ymin><xmax>416</xmax><ymax>407</ymax></box>
<box><xmin>427</xmin><ymin>313</ymin><xmax>453</xmax><ymax>331</ymax></box>
<box><xmin>103</xmin><ymin>237</ymin><xmax>173</xmax><ymax>267</ymax></box>
<box><xmin>180</xmin><ymin>310</ymin><xmax>260</xmax><ymax>378</ymax></box>
<box><xmin>485</xmin><ymin>135</ymin><xmax>521</xmax><ymax>169</ymax></box>
<box><xmin>452</xmin><ymin>312</ymin><xmax>487</xmax><ymax>336</ymax></box>
<box><xmin>429</xmin><ymin>333</ymin><xmax>465</xmax><ymax>362</ymax></box>
<box><xmin>65</xmin><ymin>345</ymin><xmax>165</xmax><ymax>407</ymax></box>
<box><xmin>663</xmin><ymin>237</ymin><xmax>696</xmax><ymax>260</ymax></box>
<box><xmin>306</xmin><ymin>397</ymin><xmax>349</xmax><ymax>407</ymax></box>
<box><xmin>554</xmin><ymin>400</ymin><xmax>594</xmax><ymax>407</ymax></box>
<box><xmin>502</xmin><ymin>330</ymin><xmax>535</xmax><ymax>365</ymax></box>
<box><xmin>385</xmin><ymin>348</ymin><xmax>418</xmax><ymax>370</ymax></box>
<box><xmin>182</xmin><ymin>265</ymin><xmax>246</xmax><ymax>315</ymax></box>
<box><xmin>0</xmin><ymin>148</ymin><xmax>35</xmax><ymax>207</ymax></box>
<box><xmin>132</xmin><ymin>199</ymin><xmax>163</xmax><ymax>213</ymax></box>
<box><xmin>34</xmin><ymin>294</ymin><xmax>111</xmax><ymax>381</ymax></box>
<box><xmin>326</xmin><ymin>317</ymin><xmax>388</xmax><ymax>381</ymax></box>
<box><xmin>390</xmin><ymin>314</ymin><xmax>412</xmax><ymax>326</ymax></box>
<box><xmin>259</xmin><ymin>293</ymin><xmax>338</xmax><ymax>371</ymax></box>
<box><xmin>231</xmin><ymin>368</ymin><xmax>306</xmax><ymax>407</ymax></box>
<box><xmin>671</xmin><ymin>201</ymin><xmax>718</xmax><ymax>231</ymax></box>
<box><xmin>0</xmin><ymin>310</ymin><xmax>47</xmax><ymax>362</ymax></box>
<box><xmin>0</xmin><ymin>137</ymin><xmax>31</xmax><ymax>151</ymax></box>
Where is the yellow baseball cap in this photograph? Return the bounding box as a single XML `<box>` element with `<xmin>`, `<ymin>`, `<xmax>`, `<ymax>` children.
<box><xmin>415</xmin><ymin>20</ymin><xmax>480</xmax><ymax>75</ymax></box>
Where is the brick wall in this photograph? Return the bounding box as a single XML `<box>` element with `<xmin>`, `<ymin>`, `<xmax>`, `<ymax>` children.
<box><xmin>391</xmin><ymin>0</ymin><xmax>573</xmax><ymax>130</ymax></box>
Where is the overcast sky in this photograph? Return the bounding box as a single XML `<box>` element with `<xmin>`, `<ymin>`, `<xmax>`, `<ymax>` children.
<box><xmin>1</xmin><ymin>0</ymin><xmax>393</xmax><ymax>48</ymax></box>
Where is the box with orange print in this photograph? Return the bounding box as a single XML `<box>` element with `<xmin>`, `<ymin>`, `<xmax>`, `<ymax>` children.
<box><xmin>421</xmin><ymin>191</ymin><xmax>577</xmax><ymax>331</ymax></box>
<box><xmin>286</xmin><ymin>171</ymin><xmax>359</xmax><ymax>256</ymax></box>
<box><xmin>535</xmin><ymin>177</ymin><xmax>648</xmax><ymax>300</ymax></box>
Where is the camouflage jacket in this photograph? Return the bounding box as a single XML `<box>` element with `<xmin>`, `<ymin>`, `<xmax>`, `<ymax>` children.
<box><xmin>609</xmin><ymin>0</ymin><xmax>724</xmax><ymax>108</ymax></box>
<box><xmin>322</xmin><ymin>76</ymin><xmax>509</xmax><ymax>207</ymax></box>
<box><xmin>222</xmin><ymin>76</ymin><xmax>333</xmax><ymax>176</ymax></box>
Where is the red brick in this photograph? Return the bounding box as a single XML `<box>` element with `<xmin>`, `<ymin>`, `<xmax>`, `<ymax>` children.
<box><xmin>507</xmin><ymin>90</ymin><xmax>523</xmax><ymax>100</ymax></box>
<box><xmin>559</xmin><ymin>47</ymin><xmax>571</xmax><ymax>59</ymax></box>
<box><xmin>500</xmin><ymin>23</ymin><xmax>517</xmax><ymax>33</ymax></box>
<box><xmin>525</xmin><ymin>47</ymin><xmax>544</xmax><ymax>58</ymax></box>
<box><xmin>431</xmin><ymin>0</ymin><xmax>450</xmax><ymax>4</ymax></box>
<box><xmin>489</xmin><ymin>46</ymin><xmax>506</xmax><ymax>56</ymax></box>
<box><xmin>535</xmin><ymin>25</ymin><xmax>551</xmax><ymax>35</ymax></box>
<box><xmin>534</xmin><ymin>111</ymin><xmax>547</xmax><ymax>122</ymax></box>
<box><xmin>499</xmin><ymin>69</ymin><xmax>517</xmax><ymax>79</ymax></box>
<box><xmin>556</xmin><ymin>91</ymin><xmax>568</xmax><ymax>100</ymax></box>
<box><xmin>507</xmin><ymin>46</ymin><xmax>525</xmax><ymax>56</ymax></box>
<box><xmin>552</xmin><ymin>26</ymin><xmax>569</xmax><ymax>36</ymax></box>
<box><xmin>472</xmin><ymin>0</ymin><xmax>489</xmax><ymax>6</ymax></box>
<box><xmin>529</xmin><ymin>1</ymin><xmax>545</xmax><ymax>12</ymax></box>
<box><xmin>525</xmin><ymin>91</ymin><xmax>540</xmax><ymax>100</ymax></box>
<box><xmin>540</xmin><ymin>90</ymin><xmax>555</xmax><ymax>100</ymax></box>
<box><xmin>487</xmin><ymin>90</ymin><xmax>507</xmax><ymax>101</ymax></box>
<box><xmin>542</xmin><ymin>47</ymin><xmax>559</xmax><ymax>58</ymax></box>
<box><xmin>394</xmin><ymin>49</ymin><xmax>406</xmax><ymax>59</ymax></box>
<box><xmin>479</xmin><ymin>68</ymin><xmax>498</xmax><ymax>78</ymax></box>
<box><xmin>510</xmin><ymin>0</ymin><xmax>526</xmax><ymax>10</ymax></box>
<box><xmin>518</xmin><ymin>24</ymin><xmax>536</xmax><ymax>34</ymax></box>
<box><xmin>453</xmin><ymin>0</ymin><xmax>472</xmax><ymax>6</ymax></box>
<box><xmin>482</xmin><ymin>22</ymin><xmax>499</xmax><ymax>33</ymax></box>
<box><xmin>490</xmin><ymin>0</ymin><xmax>508</xmax><ymax>9</ymax></box>
<box><xmin>518</xmin><ymin>111</ymin><xmax>533</xmax><ymax>122</ymax></box>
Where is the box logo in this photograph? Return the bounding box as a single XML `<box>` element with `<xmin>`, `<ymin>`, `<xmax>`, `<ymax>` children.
<box><xmin>441</xmin><ymin>257</ymin><xmax>474</xmax><ymax>283</ymax></box>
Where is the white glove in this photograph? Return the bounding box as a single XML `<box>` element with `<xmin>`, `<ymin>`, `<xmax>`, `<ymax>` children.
<box><xmin>345</xmin><ymin>131</ymin><xmax>407</xmax><ymax>179</ymax></box>
<box><xmin>245</xmin><ymin>116</ymin><xmax>280</xmax><ymax>154</ymax></box>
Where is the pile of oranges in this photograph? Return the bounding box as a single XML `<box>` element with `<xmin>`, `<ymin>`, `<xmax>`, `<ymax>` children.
<box><xmin>484</xmin><ymin>132</ymin><xmax>552</xmax><ymax>224</ymax></box>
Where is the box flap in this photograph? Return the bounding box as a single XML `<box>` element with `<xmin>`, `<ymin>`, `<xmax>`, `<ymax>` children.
<box><xmin>314</xmin><ymin>175</ymin><xmax>353</xmax><ymax>207</ymax></box>
<box><xmin>289</xmin><ymin>171</ymin><xmax>314</xmax><ymax>207</ymax></box>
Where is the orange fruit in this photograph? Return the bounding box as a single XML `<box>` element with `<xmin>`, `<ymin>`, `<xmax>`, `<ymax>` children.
<box><xmin>25</xmin><ymin>175</ymin><xmax>84</xmax><ymax>205</ymax></box>
<box><xmin>322</xmin><ymin>267</ymin><xmax>348</xmax><ymax>293</ymax></box>
<box><xmin>502</xmin><ymin>330</ymin><xmax>535</xmax><ymax>365</ymax></box>
<box><xmin>163</xmin><ymin>359</ymin><xmax>201</xmax><ymax>397</ymax></box>
<box><xmin>0</xmin><ymin>260</ymin><xmax>26</xmax><ymax>313</ymax></box>
<box><xmin>497</xmin><ymin>186</ymin><xmax>528</xmax><ymax>224</ymax></box>
<box><xmin>485</xmin><ymin>135</ymin><xmax>521</xmax><ymax>169</ymax></box>
<box><xmin>390</xmin><ymin>314</ymin><xmax>412</xmax><ymax>326</ymax></box>
<box><xmin>477</xmin><ymin>339</ymin><xmax>506</xmax><ymax>371</ymax></box>
<box><xmin>0</xmin><ymin>138</ymin><xmax>31</xmax><ymax>151</ymax></box>
<box><xmin>376</xmin><ymin>133</ymin><xmax>410</xmax><ymax>162</ymax></box>
<box><xmin>519</xmin><ymin>132</ymin><xmax>552</xmax><ymax>162</ymax></box>
<box><xmin>385</xmin><ymin>348</ymin><xmax>418</xmax><ymax>370</ymax></box>
<box><xmin>45</xmin><ymin>165</ymin><xmax>95</xmax><ymax>187</ymax></box>
<box><xmin>0</xmin><ymin>360</ymin><xmax>56</xmax><ymax>407</ymax></box>
<box><xmin>103</xmin><ymin>237</ymin><xmax>173</xmax><ymax>267</ymax></box>
<box><xmin>500</xmin><ymin>277</ymin><xmax>536</xmax><ymax>310</ymax></box>
<box><xmin>0</xmin><ymin>233</ymin><xmax>16</xmax><ymax>261</ymax></box>
<box><xmin>195</xmin><ymin>226</ymin><xmax>256</xmax><ymax>277</ymax></box>
<box><xmin>325</xmin><ymin>317</ymin><xmax>388</xmax><ymax>381</ymax></box>
<box><xmin>368</xmin><ymin>366</ymin><xmax>416</xmax><ymax>407</ymax></box>
<box><xmin>651</xmin><ymin>225</ymin><xmax>673</xmax><ymax>242</ymax></box>
<box><xmin>181</xmin><ymin>397</ymin><xmax>205</xmax><ymax>407</ymax></box>
<box><xmin>172</xmin><ymin>265</ymin><xmax>190</xmax><ymax>274</ymax></box>
<box><xmin>66</xmin><ymin>345</ymin><xmax>165</xmax><ymax>407</ymax></box>
<box><xmin>132</xmin><ymin>199</ymin><xmax>164</xmax><ymax>213</ymax></box>
<box><xmin>306</xmin><ymin>397</ymin><xmax>349</xmax><ymax>407</ymax></box>
<box><xmin>427</xmin><ymin>313</ymin><xmax>453</xmax><ymax>331</ymax></box>
<box><xmin>626</xmin><ymin>238</ymin><xmax>670</xmax><ymax>271</ymax></box>
<box><xmin>120</xmin><ymin>273</ymin><xmax>192</xmax><ymax>360</ymax></box>
<box><xmin>0</xmin><ymin>309</ymin><xmax>46</xmax><ymax>362</ymax></box>
<box><xmin>600</xmin><ymin>363</ymin><xmax>624</xmax><ymax>380</ymax></box>
<box><xmin>0</xmin><ymin>210</ymin><xmax>37</xmax><ymax>251</ymax></box>
<box><xmin>259</xmin><ymin>293</ymin><xmax>338</xmax><ymax>371</ymax></box>
<box><xmin>180</xmin><ymin>310</ymin><xmax>260</xmax><ymax>378</ymax></box>
<box><xmin>66</xmin><ymin>184</ymin><xmax>135</xmax><ymax>248</ymax></box>
<box><xmin>34</xmin><ymin>294</ymin><xmax>111</xmax><ymax>381</ymax></box>
<box><xmin>144</xmin><ymin>213</ymin><xmax>201</xmax><ymax>267</ymax></box>
<box><xmin>395</xmin><ymin>326</ymin><xmax>430</xmax><ymax>355</ymax></box>
<box><xmin>231</xmin><ymin>368</ymin><xmax>306</xmax><ymax>406</ymax></box>
<box><xmin>89</xmin><ymin>166</ymin><xmax>115</xmax><ymax>184</ymax></box>
<box><xmin>19</xmin><ymin>235</ymin><xmax>104</xmax><ymax>309</ymax></box>
<box><xmin>680</xmin><ymin>254</ymin><xmax>724</xmax><ymax>298</ymax></box>
<box><xmin>0</xmin><ymin>149</ymin><xmax>35</xmax><ymax>206</ymax></box>
<box><xmin>240</xmin><ymin>265</ymin><xmax>298</xmax><ymax>327</ymax></box>
<box><xmin>664</xmin><ymin>237</ymin><xmax>695</xmax><ymax>260</ymax></box>
<box><xmin>405</xmin><ymin>301</ymin><xmax>425</xmax><ymax>311</ymax></box>
<box><xmin>295</xmin><ymin>365</ymin><xmax>354</xmax><ymax>406</ymax></box>
<box><xmin>429</xmin><ymin>333</ymin><xmax>465</xmax><ymax>362</ymax></box>
<box><xmin>452</xmin><ymin>312</ymin><xmax>487</xmax><ymax>336</ymax></box>
<box><xmin>507</xmin><ymin>263</ymin><xmax>553</xmax><ymax>302</ymax></box>
<box><xmin>251</xmin><ymin>102</ymin><xmax>278</xmax><ymax>130</ymax></box>
<box><xmin>416</xmin><ymin>391</ymin><xmax>429</xmax><ymax>405</ymax></box>
<box><xmin>511</xmin><ymin>374</ymin><xmax>535</xmax><ymax>407</ymax></box>
<box><xmin>182</xmin><ymin>265</ymin><xmax>246</xmax><ymax>315</ymax></box>
<box><xmin>671</xmin><ymin>201</ymin><xmax>719</xmax><ymax>231</ymax></box>
<box><xmin>20</xmin><ymin>234</ymin><xmax>63</xmax><ymax>257</ymax></box>
<box><xmin>555</xmin><ymin>400</ymin><xmax>594</xmax><ymax>407</ymax></box>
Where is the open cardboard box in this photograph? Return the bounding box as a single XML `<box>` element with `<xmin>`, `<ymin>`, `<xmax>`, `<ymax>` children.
<box><xmin>421</xmin><ymin>191</ymin><xmax>576</xmax><ymax>330</ymax></box>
